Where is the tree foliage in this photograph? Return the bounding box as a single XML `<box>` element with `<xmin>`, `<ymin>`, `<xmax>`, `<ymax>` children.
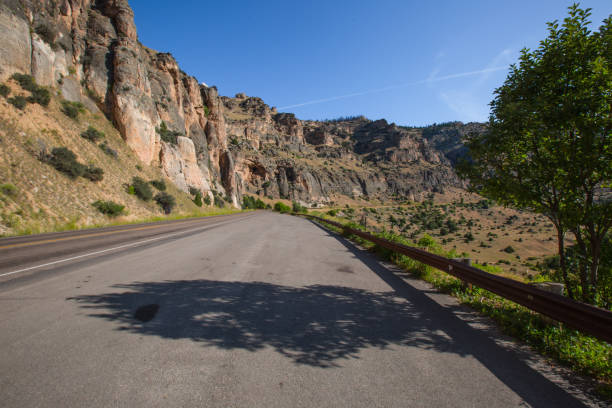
<box><xmin>459</xmin><ymin>5</ymin><xmax>612</xmax><ymax>305</ymax></box>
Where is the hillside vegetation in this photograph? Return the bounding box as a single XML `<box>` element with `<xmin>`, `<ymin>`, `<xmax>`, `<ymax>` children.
<box><xmin>0</xmin><ymin>75</ymin><xmax>236</xmax><ymax>236</ymax></box>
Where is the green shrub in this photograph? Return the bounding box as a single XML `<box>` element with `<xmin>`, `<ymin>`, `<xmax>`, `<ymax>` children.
<box><xmin>92</xmin><ymin>200</ymin><xmax>125</xmax><ymax>216</ymax></box>
<box><xmin>154</xmin><ymin>192</ymin><xmax>176</xmax><ymax>214</ymax></box>
<box><xmin>193</xmin><ymin>192</ymin><xmax>203</xmax><ymax>207</ymax></box>
<box><xmin>48</xmin><ymin>147</ymin><xmax>85</xmax><ymax>178</ymax></box>
<box><xmin>242</xmin><ymin>195</ymin><xmax>266</xmax><ymax>209</ymax></box>
<box><xmin>130</xmin><ymin>177</ymin><xmax>153</xmax><ymax>201</ymax></box>
<box><xmin>190</xmin><ymin>187</ymin><xmax>203</xmax><ymax>207</ymax></box>
<box><xmin>99</xmin><ymin>142</ymin><xmax>118</xmax><ymax>159</ymax></box>
<box><xmin>11</xmin><ymin>73</ymin><xmax>37</xmax><ymax>92</ymax></box>
<box><xmin>274</xmin><ymin>202</ymin><xmax>291</xmax><ymax>213</ymax></box>
<box><xmin>327</xmin><ymin>209</ymin><xmax>337</xmax><ymax>217</ymax></box>
<box><xmin>503</xmin><ymin>246</ymin><xmax>516</xmax><ymax>253</ymax></box>
<box><xmin>150</xmin><ymin>179</ymin><xmax>167</xmax><ymax>191</ymax></box>
<box><xmin>156</xmin><ymin>121</ymin><xmax>181</xmax><ymax>144</ymax></box>
<box><xmin>0</xmin><ymin>183</ymin><xmax>17</xmax><ymax>196</ymax></box>
<box><xmin>81</xmin><ymin>126</ymin><xmax>105</xmax><ymax>142</ymax></box>
<box><xmin>203</xmin><ymin>194</ymin><xmax>211</xmax><ymax>206</ymax></box>
<box><xmin>83</xmin><ymin>165</ymin><xmax>104</xmax><ymax>182</ymax></box>
<box><xmin>27</xmin><ymin>87</ymin><xmax>50</xmax><ymax>106</ymax></box>
<box><xmin>292</xmin><ymin>201</ymin><xmax>308</xmax><ymax>214</ymax></box>
<box><xmin>8</xmin><ymin>95</ymin><xmax>27</xmax><ymax>110</ymax></box>
<box><xmin>242</xmin><ymin>195</ymin><xmax>257</xmax><ymax>209</ymax></box>
<box><xmin>61</xmin><ymin>100</ymin><xmax>85</xmax><ymax>119</ymax></box>
<box><xmin>417</xmin><ymin>234</ymin><xmax>438</xmax><ymax>248</ymax></box>
<box><xmin>10</xmin><ymin>73</ymin><xmax>50</xmax><ymax>106</ymax></box>
<box><xmin>0</xmin><ymin>84</ymin><xmax>10</xmax><ymax>98</ymax></box>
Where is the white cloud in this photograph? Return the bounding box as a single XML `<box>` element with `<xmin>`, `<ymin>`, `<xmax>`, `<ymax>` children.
<box><xmin>440</xmin><ymin>91</ymin><xmax>490</xmax><ymax>122</ymax></box>
<box><xmin>279</xmin><ymin>65</ymin><xmax>509</xmax><ymax>110</ymax></box>
<box><xmin>436</xmin><ymin>48</ymin><xmax>515</xmax><ymax>122</ymax></box>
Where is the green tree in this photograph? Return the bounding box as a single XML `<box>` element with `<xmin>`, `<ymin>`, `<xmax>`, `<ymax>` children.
<box><xmin>459</xmin><ymin>5</ymin><xmax>612</xmax><ymax>304</ymax></box>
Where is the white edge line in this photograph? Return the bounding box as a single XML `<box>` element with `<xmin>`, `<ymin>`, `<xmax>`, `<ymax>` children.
<box><xmin>0</xmin><ymin>222</ymin><xmax>227</xmax><ymax>278</ymax></box>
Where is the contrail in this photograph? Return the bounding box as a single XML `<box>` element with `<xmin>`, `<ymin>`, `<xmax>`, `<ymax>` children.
<box><xmin>278</xmin><ymin>66</ymin><xmax>508</xmax><ymax>110</ymax></box>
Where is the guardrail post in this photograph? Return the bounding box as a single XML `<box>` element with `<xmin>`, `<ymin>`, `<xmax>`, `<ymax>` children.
<box><xmin>452</xmin><ymin>258</ymin><xmax>473</xmax><ymax>291</ymax></box>
<box><xmin>360</xmin><ymin>211</ymin><xmax>367</xmax><ymax>229</ymax></box>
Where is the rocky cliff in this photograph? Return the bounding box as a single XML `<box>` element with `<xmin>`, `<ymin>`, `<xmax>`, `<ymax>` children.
<box><xmin>0</xmin><ymin>0</ymin><xmax>483</xmax><ymax>207</ymax></box>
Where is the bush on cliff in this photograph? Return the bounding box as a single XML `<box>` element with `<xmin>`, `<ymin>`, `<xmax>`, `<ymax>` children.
<box><xmin>130</xmin><ymin>177</ymin><xmax>153</xmax><ymax>201</ymax></box>
<box><xmin>61</xmin><ymin>100</ymin><xmax>85</xmax><ymax>119</ymax></box>
<box><xmin>8</xmin><ymin>96</ymin><xmax>27</xmax><ymax>110</ymax></box>
<box><xmin>203</xmin><ymin>194</ymin><xmax>211</xmax><ymax>206</ymax></box>
<box><xmin>81</xmin><ymin>126</ymin><xmax>105</xmax><ymax>142</ymax></box>
<box><xmin>99</xmin><ymin>141</ymin><xmax>118</xmax><ymax>159</ymax></box>
<box><xmin>154</xmin><ymin>192</ymin><xmax>176</xmax><ymax>214</ymax></box>
<box><xmin>11</xmin><ymin>73</ymin><xmax>50</xmax><ymax>106</ymax></box>
<box><xmin>27</xmin><ymin>87</ymin><xmax>50</xmax><ymax>106</ymax></box>
<box><xmin>48</xmin><ymin>147</ymin><xmax>86</xmax><ymax>179</ymax></box>
<box><xmin>150</xmin><ymin>179</ymin><xmax>167</xmax><ymax>191</ymax></box>
<box><xmin>0</xmin><ymin>84</ymin><xmax>10</xmax><ymax>98</ymax></box>
<box><xmin>83</xmin><ymin>165</ymin><xmax>104</xmax><ymax>182</ymax></box>
<box><xmin>189</xmin><ymin>187</ymin><xmax>203</xmax><ymax>207</ymax></box>
<box><xmin>92</xmin><ymin>200</ymin><xmax>125</xmax><ymax>217</ymax></box>
<box><xmin>156</xmin><ymin>121</ymin><xmax>181</xmax><ymax>144</ymax></box>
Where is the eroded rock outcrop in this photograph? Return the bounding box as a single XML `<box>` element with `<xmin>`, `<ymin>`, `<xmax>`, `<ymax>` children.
<box><xmin>0</xmin><ymin>0</ymin><xmax>238</xmax><ymax>202</ymax></box>
<box><xmin>0</xmin><ymin>0</ymin><xmax>481</xmax><ymax>207</ymax></box>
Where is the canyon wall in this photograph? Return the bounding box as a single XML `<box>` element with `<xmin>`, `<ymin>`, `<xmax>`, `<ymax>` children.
<box><xmin>0</xmin><ymin>0</ymin><xmax>481</xmax><ymax>206</ymax></box>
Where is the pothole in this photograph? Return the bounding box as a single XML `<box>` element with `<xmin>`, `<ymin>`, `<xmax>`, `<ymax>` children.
<box><xmin>134</xmin><ymin>304</ymin><xmax>159</xmax><ymax>322</ymax></box>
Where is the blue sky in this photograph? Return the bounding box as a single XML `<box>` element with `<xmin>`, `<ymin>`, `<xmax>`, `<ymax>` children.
<box><xmin>130</xmin><ymin>1</ymin><xmax>611</xmax><ymax>126</ymax></box>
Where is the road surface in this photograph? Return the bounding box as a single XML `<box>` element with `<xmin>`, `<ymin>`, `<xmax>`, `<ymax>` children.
<box><xmin>0</xmin><ymin>211</ymin><xmax>591</xmax><ymax>407</ymax></box>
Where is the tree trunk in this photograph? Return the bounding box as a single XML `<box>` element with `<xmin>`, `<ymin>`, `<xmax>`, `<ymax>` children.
<box><xmin>556</xmin><ymin>225</ymin><xmax>573</xmax><ymax>298</ymax></box>
<box><xmin>573</xmin><ymin>229</ymin><xmax>592</xmax><ymax>303</ymax></box>
<box><xmin>589</xmin><ymin>237</ymin><xmax>601</xmax><ymax>304</ymax></box>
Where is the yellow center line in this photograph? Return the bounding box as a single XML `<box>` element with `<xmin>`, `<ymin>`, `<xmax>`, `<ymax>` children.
<box><xmin>0</xmin><ymin>215</ymin><xmax>242</xmax><ymax>250</ymax></box>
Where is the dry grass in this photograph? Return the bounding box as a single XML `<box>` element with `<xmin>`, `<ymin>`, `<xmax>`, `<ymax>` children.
<box><xmin>317</xmin><ymin>188</ymin><xmax>563</xmax><ymax>280</ymax></box>
<box><xmin>0</xmin><ymin>79</ymin><xmax>235</xmax><ymax>236</ymax></box>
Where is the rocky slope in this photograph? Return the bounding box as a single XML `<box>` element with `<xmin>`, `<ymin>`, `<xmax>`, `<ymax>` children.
<box><xmin>0</xmin><ymin>0</ymin><xmax>484</xmax><ymax>207</ymax></box>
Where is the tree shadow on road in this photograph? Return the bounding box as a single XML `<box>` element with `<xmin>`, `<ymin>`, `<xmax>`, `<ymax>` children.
<box><xmin>69</xmin><ymin>223</ymin><xmax>588</xmax><ymax>407</ymax></box>
<box><xmin>70</xmin><ymin>279</ymin><xmax>451</xmax><ymax>367</ymax></box>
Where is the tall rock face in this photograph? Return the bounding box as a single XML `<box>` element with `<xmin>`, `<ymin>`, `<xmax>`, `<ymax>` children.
<box><xmin>420</xmin><ymin>121</ymin><xmax>487</xmax><ymax>165</ymax></box>
<box><xmin>0</xmin><ymin>0</ymin><xmax>482</xmax><ymax>206</ymax></box>
<box><xmin>0</xmin><ymin>0</ymin><xmax>235</xmax><ymax>202</ymax></box>
<box><xmin>223</xmin><ymin>98</ymin><xmax>474</xmax><ymax>203</ymax></box>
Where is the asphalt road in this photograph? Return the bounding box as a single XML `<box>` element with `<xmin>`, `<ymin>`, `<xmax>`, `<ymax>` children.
<box><xmin>0</xmin><ymin>211</ymin><xmax>591</xmax><ymax>407</ymax></box>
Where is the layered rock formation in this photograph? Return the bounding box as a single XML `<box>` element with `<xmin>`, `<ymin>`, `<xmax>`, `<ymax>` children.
<box><xmin>0</xmin><ymin>0</ymin><xmax>233</xmax><ymax>203</ymax></box>
<box><xmin>0</xmin><ymin>0</ymin><xmax>483</xmax><ymax>206</ymax></box>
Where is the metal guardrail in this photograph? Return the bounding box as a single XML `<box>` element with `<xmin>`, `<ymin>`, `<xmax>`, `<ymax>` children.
<box><xmin>305</xmin><ymin>214</ymin><xmax>612</xmax><ymax>344</ymax></box>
